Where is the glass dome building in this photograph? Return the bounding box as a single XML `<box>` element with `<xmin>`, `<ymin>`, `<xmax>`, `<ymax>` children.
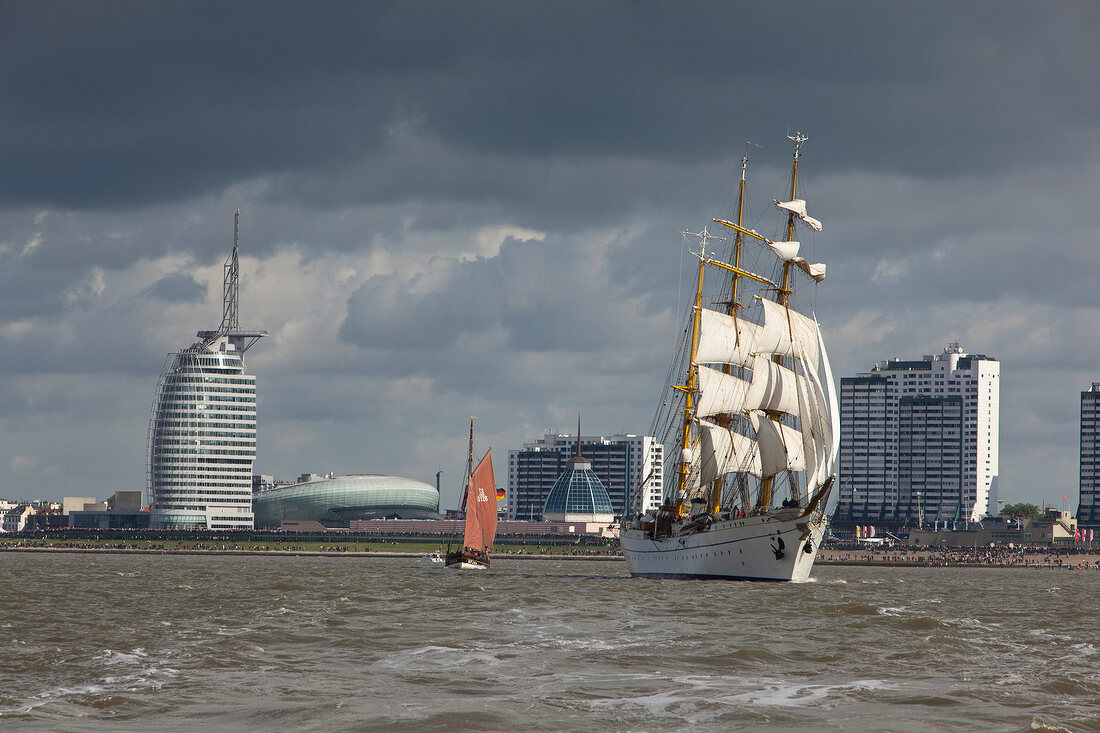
<box><xmin>542</xmin><ymin>451</ymin><xmax>615</xmax><ymax>523</ymax></box>
<box><xmin>253</xmin><ymin>474</ymin><xmax>441</xmax><ymax>528</ymax></box>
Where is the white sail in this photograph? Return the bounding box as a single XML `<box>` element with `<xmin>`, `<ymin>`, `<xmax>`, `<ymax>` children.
<box><xmin>801</xmin><ymin>341</ymin><xmax>832</xmax><ymax>486</ymax></box>
<box><xmin>744</xmin><ymin>356</ymin><xmax>806</xmax><ymax>415</ymax></box>
<box><xmin>697</xmin><ymin>419</ymin><xmax>761</xmax><ymax>484</ymax></box>
<box><xmin>794</xmin><ymin>358</ymin><xmax>820</xmax><ymax>491</ymax></box>
<box><xmin>695</xmin><ymin>365</ymin><xmax>748</xmax><ymax>418</ymax></box>
<box><xmin>818</xmin><ymin>324</ymin><xmax>841</xmax><ymax>470</ymax></box>
<box><xmin>696</xmin><ymin>356</ymin><xmax>808</xmax><ymax>419</ymax></box>
<box><xmin>755</xmin><ymin>297</ymin><xmax>821</xmax><ymax>368</ymax></box>
<box><xmin>774</xmin><ymin>198</ymin><xmax>822</xmax><ymax>231</ymax></box>
<box><xmin>749</xmin><ymin>411</ymin><xmax>806</xmax><ymax>478</ymax></box>
<box><xmin>695</xmin><ymin>308</ymin><xmax>761</xmax><ymax>367</ymax></box>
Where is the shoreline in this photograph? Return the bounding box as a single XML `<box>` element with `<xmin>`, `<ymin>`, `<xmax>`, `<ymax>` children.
<box><xmin>0</xmin><ymin>546</ymin><xmax>621</xmax><ymax>560</ymax></box>
<box><xmin>817</xmin><ymin>548</ymin><xmax>1100</xmax><ymax>570</ymax></box>
<box><xmin>3</xmin><ymin>545</ymin><xmax>1099</xmax><ymax>568</ymax></box>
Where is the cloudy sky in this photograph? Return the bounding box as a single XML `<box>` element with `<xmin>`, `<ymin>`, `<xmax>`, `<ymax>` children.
<box><xmin>1</xmin><ymin>1</ymin><xmax>1098</xmax><ymax>512</ymax></box>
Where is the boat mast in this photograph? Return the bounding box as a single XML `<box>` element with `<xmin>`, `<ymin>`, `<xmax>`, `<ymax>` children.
<box><xmin>777</xmin><ymin>132</ymin><xmax>805</xmax><ymax>307</ymax></box>
<box><xmin>459</xmin><ymin>416</ymin><xmax>476</xmax><ymax>512</ymax></box>
<box><xmin>675</xmin><ymin>227</ymin><xmax>719</xmax><ymax>514</ymax></box>
<box><xmin>765</xmin><ymin>132</ymin><xmax>808</xmax><ymax>508</ymax></box>
<box><xmin>708</xmin><ymin>146</ymin><xmax>752</xmax><ymax>516</ymax></box>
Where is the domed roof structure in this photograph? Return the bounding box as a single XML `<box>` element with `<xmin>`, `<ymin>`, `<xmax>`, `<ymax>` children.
<box><xmin>542</xmin><ymin>420</ymin><xmax>615</xmax><ymax>522</ymax></box>
<box><xmin>253</xmin><ymin>474</ymin><xmax>441</xmax><ymax>528</ymax></box>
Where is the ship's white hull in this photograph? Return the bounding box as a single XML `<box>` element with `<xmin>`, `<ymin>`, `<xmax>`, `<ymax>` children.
<box><xmin>621</xmin><ymin>510</ymin><xmax>827</xmax><ymax>582</ymax></box>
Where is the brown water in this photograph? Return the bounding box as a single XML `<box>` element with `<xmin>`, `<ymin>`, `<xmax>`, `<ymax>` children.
<box><xmin>1</xmin><ymin>552</ymin><xmax>1097</xmax><ymax>732</ymax></box>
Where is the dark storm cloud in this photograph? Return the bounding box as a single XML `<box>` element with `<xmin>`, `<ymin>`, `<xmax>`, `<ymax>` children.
<box><xmin>1</xmin><ymin>1</ymin><xmax>1099</xmax><ymax>505</ymax></box>
<box><xmin>3</xmin><ymin>1</ymin><xmax>1097</xmax><ymax>213</ymax></box>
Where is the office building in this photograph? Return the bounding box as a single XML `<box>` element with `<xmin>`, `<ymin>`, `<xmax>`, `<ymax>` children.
<box><xmin>833</xmin><ymin>343</ymin><xmax>999</xmax><ymax>526</ymax></box>
<box><xmin>147</xmin><ymin>211</ymin><xmax>267</xmax><ymax>530</ymax></box>
<box><xmin>507</xmin><ymin>432</ymin><xmax>663</xmax><ymax>521</ymax></box>
<box><xmin>1077</xmin><ymin>383</ymin><xmax>1100</xmax><ymax>529</ymax></box>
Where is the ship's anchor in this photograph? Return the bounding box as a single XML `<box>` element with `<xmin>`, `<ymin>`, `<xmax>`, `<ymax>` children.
<box><xmin>771</xmin><ymin>531</ymin><xmax>785</xmax><ymax>560</ymax></box>
<box><xmin>796</xmin><ymin>522</ymin><xmax>813</xmax><ymax>554</ymax></box>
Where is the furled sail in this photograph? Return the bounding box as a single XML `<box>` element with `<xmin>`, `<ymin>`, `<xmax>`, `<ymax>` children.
<box><xmin>462</xmin><ymin>449</ymin><xmax>497</xmax><ymax>553</ymax></box>
<box><xmin>698</xmin><ymin>419</ymin><xmax>761</xmax><ymax>484</ymax></box>
<box><xmin>774</xmin><ymin>198</ymin><xmax>822</xmax><ymax>232</ymax></box>
<box><xmin>764</xmin><ymin>239</ymin><xmax>826</xmax><ymax>283</ymax></box>
<box><xmin>768</xmin><ymin>240</ymin><xmax>801</xmax><ymax>261</ymax></box>
<box><xmin>792</xmin><ymin>258</ymin><xmax>827</xmax><ymax>282</ymax></box>
<box><xmin>695</xmin><ymin>308</ymin><xmax>761</xmax><ymax>367</ymax></box>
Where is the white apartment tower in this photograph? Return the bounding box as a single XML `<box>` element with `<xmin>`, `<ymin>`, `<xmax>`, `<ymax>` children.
<box><xmin>1076</xmin><ymin>383</ymin><xmax>1100</xmax><ymax>529</ymax></box>
<box><xmin>833</xmin><ymin>343</ymin><xmax>999</xmax><ymax>525</ymax></box>
<box><xmin>507</xmin><ymin>432</ymin><xmax>663</xmax><ymax>521</ymax></box>
<box><xmin>148</xmin><ymin>211</ymin><xmax>268</xmax><ymax>529</ymax></box>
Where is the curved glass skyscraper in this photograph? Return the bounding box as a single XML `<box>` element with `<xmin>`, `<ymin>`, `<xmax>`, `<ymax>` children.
<box><xmin>148</xmin><ymin>211</ymin><xmax>267</xmax><ymax>529</ymax></box>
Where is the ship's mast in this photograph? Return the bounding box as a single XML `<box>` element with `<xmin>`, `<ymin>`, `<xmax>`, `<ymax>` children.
<box><xmin>777</xmin><ymin>132</ymin><xmax>806</xmax><ymax>307</ymax></box>
<box><xmin>675</xmin><ymin>227</ymin><xmax>722</xmax><ymax>514</ymax></box>
<box><xmin>707</xmin><ymin>146</ymin><xmax>753</xmax><ymax>516</ymax></box>
<box><xmin>762</xmin><ymin>132</ymin><xmax>808</xmax><ymax>508</ymax></box>
<box><xmin>460</xmin><ymin>416</ymin><xmax>476</xmax><ymax>512</ymax></box>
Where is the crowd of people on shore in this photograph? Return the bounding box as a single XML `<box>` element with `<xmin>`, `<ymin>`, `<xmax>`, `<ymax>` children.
<box><xmin>820</xmin><ymin>544</ymin><xmax>1100</xmax><ymax>569</ymax></box>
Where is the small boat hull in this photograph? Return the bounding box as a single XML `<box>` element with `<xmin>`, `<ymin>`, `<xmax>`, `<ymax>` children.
<box><xmin>620</xmin><ymin>510</ymin><xmax>826</xmax><ymax>582</ymax></box>
<box><xmin>444</xmin><ymin>548</ymin><xmax>490</xmax><ymax>570</ymax></box>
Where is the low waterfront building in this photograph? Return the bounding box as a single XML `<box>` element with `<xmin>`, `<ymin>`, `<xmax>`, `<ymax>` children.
<box><xmin>1</xmin><ymin>505</ymin><xmax>35</xmax><ymax>533</ymax></box>
<box><xmin>346</xmin><ymin>518</ymin><xmax>616</xmax><ymax>536</ymax></box>
<box><xmin>253</xmin><ymin>474</ymin><xmax>442</xmax><ymax>529</ymax></box>
<box><xmin>907</xmin><ymin>509</ymin><xmax>1078</xmax><ymax>548</ymax></box>
<box><xmin>62</xmin><ymin>497</ymin><xmax>97</xmax><ymax>515</ymax></box>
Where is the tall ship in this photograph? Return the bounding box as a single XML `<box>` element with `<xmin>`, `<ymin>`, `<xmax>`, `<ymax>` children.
<box><xmin>147</xmin><ymin>211</ymin><xmax>268</xmax><ymax>530</ymax></box>
<box><xmin>620</xmin><ymin>134</ymin><xmax>839</xmax><ymax>581</ymax></box>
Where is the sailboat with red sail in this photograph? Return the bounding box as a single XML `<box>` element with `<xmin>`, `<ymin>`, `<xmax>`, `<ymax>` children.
<box><xmin>445</xmin><ymin>418</ymin><xmax>498</xmax><ymax>570</ymax></box>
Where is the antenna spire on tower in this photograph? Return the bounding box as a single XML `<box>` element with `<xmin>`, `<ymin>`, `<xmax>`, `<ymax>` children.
<box><xmin>221</xmin><ymin>209</ymin><xmax>240</xmax><ymax>332</ymax></box>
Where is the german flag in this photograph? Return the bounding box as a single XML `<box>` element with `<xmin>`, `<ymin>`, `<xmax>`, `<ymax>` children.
<box><xmin>496</xmin><ymin>488</ymin><xmax>506</xmax><ymax>501</ymax></box>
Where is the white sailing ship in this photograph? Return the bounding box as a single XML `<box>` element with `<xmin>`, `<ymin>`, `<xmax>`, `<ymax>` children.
<box><xmin>620</xmin><ymin>134</ymin><xmax>839</xmax><ymax>582</ymax></box>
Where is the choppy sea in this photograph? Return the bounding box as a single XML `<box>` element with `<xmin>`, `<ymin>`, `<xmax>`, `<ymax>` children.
<box><xmin>1</xmin><ymin>552</ymin><xmax>1097</xmax><ymax>732</ymax></box>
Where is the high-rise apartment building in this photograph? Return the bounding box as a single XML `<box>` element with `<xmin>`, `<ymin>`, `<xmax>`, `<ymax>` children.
<box><xmin>832</xmin><ymin>343</ymin><xmax>999</xmax><ymax>526</ymax></box>
<box><xmin>1076</xmin><ymin>383</ymin><xmax>1100</xmax><ymax>529</ymax></box>
<box><xmin>507</xmin><ymin>432</ymin><xmax>663</xmax><ymax>521</ymax></box>
<box><xmin>147</xmin><ymin>212</ymin><xmax>267</xmax><ymax>529</ymax></box>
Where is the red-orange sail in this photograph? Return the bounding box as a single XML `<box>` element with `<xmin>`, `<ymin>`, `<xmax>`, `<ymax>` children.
<box><xmin>462</xmin><ymin>449</ymin><xmax>497</xmax><ymax>554</ymax></box>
